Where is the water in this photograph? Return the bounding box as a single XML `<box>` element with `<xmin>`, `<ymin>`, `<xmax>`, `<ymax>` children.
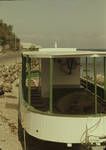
<box><xmin>81</xmin><ymin>57</ymin><xmax>104</xmax><ymax>78</ymax></box>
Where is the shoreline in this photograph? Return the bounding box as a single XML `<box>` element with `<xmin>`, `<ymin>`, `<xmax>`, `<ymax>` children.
<box><xmin>0</xmin><ymin>52</ymin><xmax>22</xmax><ymax>150</ymax></box>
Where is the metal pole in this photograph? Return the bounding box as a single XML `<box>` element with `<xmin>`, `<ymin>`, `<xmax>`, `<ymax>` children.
<box><xmin>27</xmin><ymin>56</ymin><xmax>31</xmax><ymax>105</ymax></box>
<box><xmin>22</xmin><ymin>55</ymin><xmax>27</xmax><ymax>100</ymax></box>
<box><xmin>49</xmin><ymin>58</ymin><xmax>53</xmax><ymax>112</ymax></box>
<box><xmin>23</xmin><ymin>129</ymin><xmax>27</xmax><ymax>150</ymax></box>
<box><xmin>104</xmin><ymin>57</ymin><xmax>106</xmax><ymax>100</ymax></box>
<box><xmin>85</xmin><ymin>57</ymin><xmax>88</xmax><ymax>89</ymax></box>
<box><xmin>94</xmin><ymin>57</ymin><xmax>97</xmax><ymax>114</ymax></box>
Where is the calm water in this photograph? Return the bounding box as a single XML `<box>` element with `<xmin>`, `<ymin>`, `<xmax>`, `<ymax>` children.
<box><xmin>80</xmin><ymin>57</ymin><xmax>104</xmax><ymax>77</ymax></box>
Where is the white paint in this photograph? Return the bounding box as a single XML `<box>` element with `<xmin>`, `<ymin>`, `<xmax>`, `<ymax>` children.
<box><xmin>23</xmin><ymin>49</ymin><xmax>106</xmax><ymax>58</ymax></box>
<box><xmin>39</xmin><ymin>48</ymin><xmax>77</xmax><ymax>52</ymax></box>
<box><xmin>67</xmin><ymin>143</ymin><xmax>72</xmax><ymax>147</ymax></box>
<box><xmin>54</xmin><ymin>41</ymin><xmax>58</xmax><ymax>48</ymax></box>
<box><xmin>20</xmin><ymin>103</ymin><xmax>106</xmax><ymax>144</ymax></box>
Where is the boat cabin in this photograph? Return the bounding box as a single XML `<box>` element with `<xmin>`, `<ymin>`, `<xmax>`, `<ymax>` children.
<box><xmin>21</xmin><ymin>48</ymin><xmax>106</xmax><ymax>115</ymax></box>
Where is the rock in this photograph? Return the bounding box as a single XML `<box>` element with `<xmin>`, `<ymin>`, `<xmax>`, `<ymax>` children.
<box><xmin>96</xmin><ymin>74</ymin><xmax>104</xmax><ymax>85</ymax></box>
<box><xmin>3</xmin><ymin>82</ymin><xmax>12</xmax><ymax>92</ymax></box>
<box><xmin>30</xmin><ymin>79</ymin><xmax>39</xmax><ymax>87</ymax></box>
<box><xmin>0</xmin><ymin>87</ymin><xmax>4</xmax><ymax>95</ymax></box>
<box><xmin>15</xmin><ymin>79</ymin><xmax>19</xmax><ymax>87</ymax></box>
<box><xmin>0</xmin><ymin>64</ymin><xmax>20</xmax><ymax>94</ymax></box>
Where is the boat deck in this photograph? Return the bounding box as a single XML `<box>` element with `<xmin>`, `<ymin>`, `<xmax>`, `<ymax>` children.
<box><xmin>30</xmin><ymin>86</ymin><xmax>106</xmax><ymax>114</ymax></box>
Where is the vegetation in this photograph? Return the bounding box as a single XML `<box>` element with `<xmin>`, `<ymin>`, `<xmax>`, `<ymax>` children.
<box><xmin>0</xmin><ymin>19</ymin><xmax>20</xmax><ymax>50</ymax></box>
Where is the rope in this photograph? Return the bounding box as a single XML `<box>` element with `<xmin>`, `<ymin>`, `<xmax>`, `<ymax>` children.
<box><xmin>80</xmin><ymin>116</ymin><xmax>102</xmax><ymax>144</ymax></box>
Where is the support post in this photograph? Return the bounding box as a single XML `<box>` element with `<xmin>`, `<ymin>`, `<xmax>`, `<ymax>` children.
<box><xmin>85</xmin><ymin>57</ymin><xmax>88</xmax><ymax>89</ymax></box>
<box><xmin>22</xmin><ymin>55</ymin><xmax>27</xmax><ymax>101</ymax></box>
<box><xmin>27</xmin><ymin>56</ymin><xmax>31</xmax><ymax>105</ymax></box>
<box><xmin>23</xmin><ymin>129</ymin><xmax>27</xmax><ymax>150</ymax></box>
<box><xmin>104</xmin><ymin>57</ymin><xmax>106</xmax><ymax>100</ymax></box>
<box><xmin>49</xmin><ymin>58</ymin><xmax>53</xmax><ymax>112</ymax></box>
<box><xmin>94</xmin><ymin>57</ymin><xmax>97</xmax><ymax>114</ymax></box>
<box><xmin>22</xmin><ymin>55</ymin><xmax>26</xmax><ymax>92</ymax></box>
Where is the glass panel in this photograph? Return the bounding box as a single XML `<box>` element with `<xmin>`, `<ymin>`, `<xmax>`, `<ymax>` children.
<box><xmin>53</xmin><ymin>57</ymin><xmax>87</xmax><ymax>114</ymax></box>
<box><xmin>87</xmin><ymin>57</ymin><xmax>94</xmax><ymax>82</ymax></box>
<box><xmin>29</xmin><ymin>58</ymin><xmax>50</xmax><ymax>111</ymax></box>
<box><xmin>80</xmin><ymin>57</ymin><xmax>86</xmax><ymax>79</ymax></box>
<box><xmin>22</xmin><ymin>56</ymin><xmax>106</xmax><ymax>114</ymax></box>
<box><xmin>52</xmin><ymin>56</ymin><xmax>106</xmax><ymax>115</ymax></box>
<box><xmin>80</xmin><ymin>57</ymin><xmax>106</xmax><ymax>114</ymax></box>
<box><xmin>96</xmin><ymin>57</ymin><xmax>104</xmax><ymax>87</ymax></box>
<box><xmin>96</xmin><ymin>57</ymin><xmax>106</xmax><ymax>113</ymax></box>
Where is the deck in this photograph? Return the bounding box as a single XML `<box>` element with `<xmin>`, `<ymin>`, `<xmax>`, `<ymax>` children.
<box><xmin>29</xmin><ymin>82</ymin><xmax>106</xmax><ymax>114</ymax></box>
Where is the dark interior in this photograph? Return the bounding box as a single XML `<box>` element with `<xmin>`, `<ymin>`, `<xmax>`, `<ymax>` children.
<box><xmin>30</xmin><ymin>85</ymin><xmax>106</xmax><ymax>115</ymax></box>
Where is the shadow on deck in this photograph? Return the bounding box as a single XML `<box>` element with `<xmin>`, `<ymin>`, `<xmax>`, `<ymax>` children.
<box><xmin>30</xmin><ymin>87</ymin><xmax>106</xmax><ymax>115</ymax></box>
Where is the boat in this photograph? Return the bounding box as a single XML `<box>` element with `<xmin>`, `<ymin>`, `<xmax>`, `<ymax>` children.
<box><xmin>18</xmin><ymin>48</ymin><xmax>106</xmax><ymax>150</ymax></box>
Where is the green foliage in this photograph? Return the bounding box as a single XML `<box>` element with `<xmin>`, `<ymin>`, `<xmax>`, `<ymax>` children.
<box><xmin>0</xmin><ymin>37</ymin><xmax>6</xmax><ymax>46</ymax></box>
<box><xmin>0</xmin><ymin>19</ymin><xmax>20</xmax><ymax>50</ymax></box>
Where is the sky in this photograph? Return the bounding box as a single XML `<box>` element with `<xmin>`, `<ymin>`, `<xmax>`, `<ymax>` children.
<box><xmin>0</xmin><ymin>0</ymin><xmax>106</xmax><ymax>48</ymax></box>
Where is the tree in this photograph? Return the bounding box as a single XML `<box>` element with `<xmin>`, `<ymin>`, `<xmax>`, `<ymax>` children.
<box><xmin>0</xmin><ymin>19</ymin><xmax>3</xmax><ymax>26</ymax></box>
<box><xmin>0</xmin><ymin>36</ymin><xmax>6</xmax><ymax>46</ymax></box>
<box><xmin>8</xmin><ymin>25</ymin><xmax>13</xmax><ymax>33</ymax></box>
<box><xmin>0</xmin><ymin>19</ymin><xmax>20</xmax><ymax>50</ymax></box>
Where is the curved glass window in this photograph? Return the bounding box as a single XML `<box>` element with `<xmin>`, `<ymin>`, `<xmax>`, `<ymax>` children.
<box><xmin>80</xmin><ymin>57</ymin><xmax>86</xmax><ymax>79</ymax></box>
<box><xmin>80</xmin><ymin>57</ymin><xmax>106</xmax><ymax>114</ymax></box>
<box><xmin>22</xmin><ymin>55</ymin><xmax>106</xmax><ymax>114</ymax></box>
<box><xmin>96</xmin><ymin>57</ymin><xmax>104</xmax><ymax>87</ymax></box>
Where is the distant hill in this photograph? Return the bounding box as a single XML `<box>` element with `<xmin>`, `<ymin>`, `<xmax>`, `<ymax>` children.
<box><xmin>0</xmin><ymin>19</ymin><xmax>20</xmax><ymax>50</ymax></box>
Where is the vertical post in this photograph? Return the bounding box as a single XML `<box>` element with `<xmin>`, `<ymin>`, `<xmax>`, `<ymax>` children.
<box><xmin>85</xmin><ymin>57</ymin><xmax>88</xmax><ymax>89</ymax></box>
<box><xmin>104</xmin><ymin>57</ymin><xmax>106</xmax><ymax>100</ymax></box>
<box><xmin>22</xmin><ymin>55</ymin><xmax>26</xmax><ymax>88</ymax></box>
<box><xmin>23</xmin><ymin>129</ymin><xmax>26</xmax><ymax>150</ymax></box>
<box><xmin>39</xmin><ymin>58</ymin><xmax>41</xmax><ymax>89</ymax></box>
<box><xmin>27</xmin><ymin>56</ymin><xmax>31</xmax><ymax>105</ymax></box>
<box><xmin>94</xmin><ymin>57</ymin><xmax>97</xmax><ymax>114</ymax></box>
<box><xmin>49</xmin><ymin>58</ymin><xmax>53</xmax><ymax>112</ymax></box>
<box><xmin>14</xmin><ymin>33</ymin><xmax>16</xmax><ymax>50</ymax></box>
<box><xmin>22</xmin><ymin>55</ymin><xmax>27</xmax><ymax>100</ymax></box>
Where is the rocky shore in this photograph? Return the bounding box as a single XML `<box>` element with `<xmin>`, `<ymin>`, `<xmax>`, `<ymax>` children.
<box><xmin>83</xmin><ymin>74</ymin><xmax>104</xmax><ymax>86</ymax></box>
<box><xmin>0</xmin><ymin>51</ymin><xmax>22</xmax><ymax>150</ymax></box>
<box><xmin>0</xmin><ymin>64</ymin><xmax>21</xmax><ymax>94</ymax></box>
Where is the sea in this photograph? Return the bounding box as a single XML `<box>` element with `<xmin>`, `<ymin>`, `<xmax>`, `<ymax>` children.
<box><xmin>80</xmin><ymin>57</ymin><xmax>104</xmax><ymax>78</ymax></box>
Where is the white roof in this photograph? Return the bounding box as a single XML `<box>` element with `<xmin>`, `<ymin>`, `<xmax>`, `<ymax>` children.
<box><xmin>39</xmin><ymin>48</ymin><xmax>77</xmax><ymax>52</ymax></box>
<box><xmin>22</xmin><ymin>48</ymin><xmax>106</xmax><ymax>58</ymax></box>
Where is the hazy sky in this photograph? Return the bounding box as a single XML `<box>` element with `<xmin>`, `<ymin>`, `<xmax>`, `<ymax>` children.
<box><xmin>0</xmin><ymin>0</ymin><xmax>106</xmax><ymax>48</ymax></box>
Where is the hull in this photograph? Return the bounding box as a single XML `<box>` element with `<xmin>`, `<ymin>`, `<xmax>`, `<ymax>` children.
<box><xmin>20</xmin><ymin>100</ymin><xmax>106</xmax><ymax>145</ymax></box>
